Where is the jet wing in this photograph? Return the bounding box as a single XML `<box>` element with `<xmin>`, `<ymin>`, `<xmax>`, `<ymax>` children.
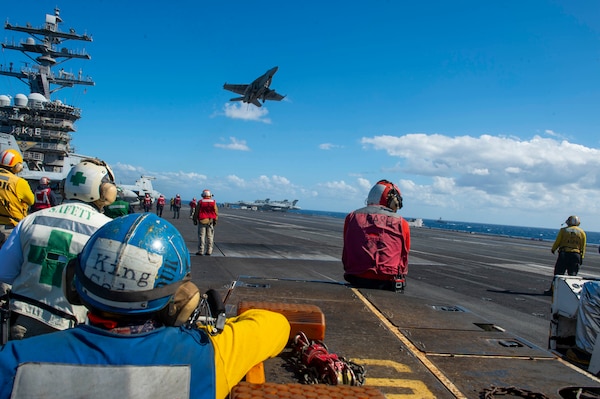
<box><xmin>223</xmin><ymin>84</ymin><xmax>248</xmax><ymax>95</ymax></box>
<box><xmin>263</xmin><ymin>89</ymin><xmax>285</xmax><ymax>102</ymax></box>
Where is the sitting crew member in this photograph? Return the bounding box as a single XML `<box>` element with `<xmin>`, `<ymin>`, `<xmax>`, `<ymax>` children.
<box><xmin>342</xmin><ymin>179</ymin><xmax>411</xmax><ymax>292</ymax></box>
<box><xmin>544</xmin><ymin>215</ymin><xmax>587</xmax><ymax>295</ymax></box>
<box><xmin>0</xmin><ymin>213</ymin><xmax>290</xmax><ymax>399</ymax></box>
<box><xmin>0</xmin><ymin>159</ymin><xmax>117</xmax><ymax>339</ymax></box>
<box><xmin>30</xmin><ymin>176</ymin><xmax>58</xmax><ymax>212</ymax></box>
<box><xmin>0</xmin><ymin>149</ymin><xmax>34</xmax><ymax>248</ymax></box>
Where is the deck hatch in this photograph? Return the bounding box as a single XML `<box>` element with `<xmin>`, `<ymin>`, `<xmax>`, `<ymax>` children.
<box><xmin>474</xmin><ymin>322</ymin><xmax>503</xmax><ymax>332</ymax></box>
<box><xmin>432</xmin><ymin>305</ymin><xmax>466</xmax><ymax>312</ymax></box>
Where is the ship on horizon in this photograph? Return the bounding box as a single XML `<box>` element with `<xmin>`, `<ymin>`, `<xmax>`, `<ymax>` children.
<box><xmin>0</xmin><ymin>8</ymin><xmax>95</xmax><ymax>186</ymax></box>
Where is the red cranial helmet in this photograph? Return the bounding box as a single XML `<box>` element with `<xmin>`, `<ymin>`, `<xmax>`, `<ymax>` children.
<box><xmin>366</xmin><ymin>179</ymin><xmax>403</xmax><ymax>211</ymax></box>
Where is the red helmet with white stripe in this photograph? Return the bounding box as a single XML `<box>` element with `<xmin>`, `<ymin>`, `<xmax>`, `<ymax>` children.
<box><xmin>366</xmin><ymin>179</ymin><xmax>403</xmax><ymax>211</ymax></box>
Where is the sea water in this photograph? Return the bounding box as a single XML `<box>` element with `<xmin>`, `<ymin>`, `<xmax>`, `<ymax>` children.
<box><xmin>291</xmin><ymin>210</ymin><xmax>600</xmax><ymax>245</ymax></box>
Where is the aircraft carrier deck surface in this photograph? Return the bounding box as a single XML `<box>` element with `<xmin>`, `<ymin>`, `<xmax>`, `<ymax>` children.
<box><xmin>166</xmin><ymin>207</ymin><xmax>600</xmax><ymax>398</ymax></box>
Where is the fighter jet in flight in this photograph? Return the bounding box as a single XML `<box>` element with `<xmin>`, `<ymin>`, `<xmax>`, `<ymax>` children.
<box><xmin>223</xmin><ymin>66</ymin><xmax>285</xmax><ymax>107</ymax></box>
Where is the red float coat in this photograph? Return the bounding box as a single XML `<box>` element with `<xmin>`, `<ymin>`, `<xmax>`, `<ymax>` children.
<box><xmin>32</xmin><ymin>187</ymin><xmax>53</xmax><ymax>211</ymax></box>
<box><xmin>342</xmin><ymin>205</ymin><xmax>410</xmax><ymax>280</ymax></box>
<box><xmin>195</xmin><ymin>198</ymin><xmax>218</xmax><ymax>224</ymax></box>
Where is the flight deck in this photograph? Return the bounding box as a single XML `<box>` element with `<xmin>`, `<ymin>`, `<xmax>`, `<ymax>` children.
<box><xmin>167</xmin><ymin>207</ymin><xmax>600</xmax><ymax>398</ymax></box>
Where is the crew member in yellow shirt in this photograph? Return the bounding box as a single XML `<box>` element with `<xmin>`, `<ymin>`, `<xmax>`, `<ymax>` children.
<box><xmin>544</xmin><ymin>215</ymin><xmax>586</xmax><ymax>295</ymax></box>
<box><xmin>0</xmin><ymin>149</ymin><xmax>34</xmax><ymax>247</ymax></box>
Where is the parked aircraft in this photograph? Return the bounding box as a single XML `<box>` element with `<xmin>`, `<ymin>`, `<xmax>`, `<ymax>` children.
<box><xmin>118</xmin><ymin>176</ymin><xmax>163</xmax><ymax>206</ymax></box>
<box><xmin>235</xmin><ymin>198</ymin><xmax>299</xmax><ymax>212</ymax></box>
<box><xmin>261</xmin><ymin>199</ymin><xmax>300</xmax><ymax>212</ymax></box>
<box><xmin>116</xmin><ymin>186</ymin><xmax>141</xmax><ymax>207</ymax></box>
<box><xmin>234</xmin><ymin>199</ymin><xmax>267</xmax><ymax>210</ymax></box>
<box><xmin>223</xmin><ymin>66</ymin><xmax>285</xmax><ymax>107</ymax></box>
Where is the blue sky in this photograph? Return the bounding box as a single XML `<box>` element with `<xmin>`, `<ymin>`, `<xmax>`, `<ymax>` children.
<box><xmin>2</xmin><ymin>1</ymin><xmax>600</xmax><ymax>231</ymax></box>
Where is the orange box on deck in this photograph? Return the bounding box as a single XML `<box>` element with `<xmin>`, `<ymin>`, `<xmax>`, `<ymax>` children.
<box><xmin>237</xmin><ymin>301</ymin><xmax>326</xmax><ymax>341</ymax></box>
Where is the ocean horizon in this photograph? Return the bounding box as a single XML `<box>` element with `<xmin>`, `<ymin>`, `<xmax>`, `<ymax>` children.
<box><xmin>290</xmin><ymin>209</ymin><xmax>600</xmax><ymax>247</ymax></box>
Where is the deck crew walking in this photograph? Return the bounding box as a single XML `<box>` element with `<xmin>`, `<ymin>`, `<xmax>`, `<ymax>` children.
<box><xmin>189</xmin><ymin>197</ymin><xmax>197</xmax><ymax>218</ymax></box>
<box><xmin>156</xmin><ymin>194</ymin><xmax>166</xmax><ymax>217</ymax></box>
<box><xmin>193</xmin><ymin>189</ymin><xmax>218</xmax><ymax>256</ymax></box>
<box><xmin>143</xmin><ymin>193</ymin><xmax>152</xmax><ymax>212</ymax></box>
<box><xmin>173</xmin><ymin>194</ymin><xmax>182</xmax><ymax>219</ymax></box>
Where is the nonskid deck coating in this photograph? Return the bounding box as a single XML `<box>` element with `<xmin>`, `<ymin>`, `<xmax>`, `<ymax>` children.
<box><xmin>166</xmin><ymin>208</ymin><xmax>600</xmax><ymax>398</ymax></box>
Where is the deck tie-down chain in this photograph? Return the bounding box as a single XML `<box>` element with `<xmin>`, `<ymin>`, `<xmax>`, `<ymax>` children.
<box><xmin>291</xmin><ymin>332</ymin><xmax>365</xmax><ymax>386</ymax></box>
<box><xmin>480</xmin><ymin>386</ymin><xmax>550</xmax><ymax>399</ymax></box>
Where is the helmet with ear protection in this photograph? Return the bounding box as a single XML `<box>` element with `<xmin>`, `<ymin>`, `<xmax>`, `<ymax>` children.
<box><xmin>64</xmin><ymin>158</ymin><xmax>116</xmax><ymax>204</ymax></box>
<box><xmin>366</xmin><ymin>179</ymin><xmax>403</xmax><ymax>211</ymax></box>
<box><xmin>1</xmin><ymin>148</ymin><xmax>24</xmax><ymax>173</ymax></box>
<box><xmin>565</xmin><ymin>215</ymin><xmax>581</xmax><ymax>227</ymax></box>
<box><xmin>67</xmin><ymin>213</ymin><xmax>199</xmax><ymax>325</ymax></box>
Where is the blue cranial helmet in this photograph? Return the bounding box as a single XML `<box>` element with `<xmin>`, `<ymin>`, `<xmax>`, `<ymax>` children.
<box><xmin>75</xmin><ymin>213</ymin><xmax>191</xmax><ymax>315</ymax></box>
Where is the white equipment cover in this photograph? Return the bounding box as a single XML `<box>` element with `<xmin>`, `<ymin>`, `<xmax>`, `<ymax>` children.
<box><xmin>576</xmin><ymin>281</ymin><xmax>600</xmax><ymax>354</ymax></box>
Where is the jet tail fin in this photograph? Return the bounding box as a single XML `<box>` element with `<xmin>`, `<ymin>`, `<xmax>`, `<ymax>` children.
<box><xmin>251</xmin><ymin>99</ymin><xmax>262</xmax><ymax>107</ymax></box>
<box><xmin>230</xmin><ymin>97</ymin><xmax>244</xmax><ymax>102</ymax></box>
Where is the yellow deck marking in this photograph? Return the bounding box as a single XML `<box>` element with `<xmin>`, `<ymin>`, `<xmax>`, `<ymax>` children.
<box><xmin>367</xmin><ymin>378</ymin><xmax>436</xmax><ymax>399</ymax></box>
<box><xmin>356</xmin><ymin>358</ymin><xmax>412</xmax><ymax>373</ymax></box>
<box><xmin>352</xmin><ymin>288</ymin><xmax>468</xmax><ymax>399</ymax></box>
<box><xmin>354</xmin><ymin>359</ymin><xmax>435</xmax><ymax>398</ymax></box>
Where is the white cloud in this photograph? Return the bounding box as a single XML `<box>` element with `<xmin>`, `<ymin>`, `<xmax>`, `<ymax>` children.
<box><xmin>227</xmin><ymin>175</ymin><xmax>245</xmax><ymax>187</ymax></box>
<box><xmin>215</xmin><ymin>137</ymin><xmax>250</xmax><ymax>151</ymax></box>
<box><xmin>470</xmin><ymin>168</ymin><xmax>489</xmax><ymax>176</ymax></box>
<box><xmin>319</xmin><ymin>143</ymin><xmax>342</xmax><ymax>150</ymax></box>
<box><xmin>222</xmin><ymin>174</ymin><xmax>297</xmax><ymax>198</ymax></box>
<box><xmin>223</xmin><ymin>102</ymin><xmax>271</xmax><ymax>124</ymax></box>
<box><xmin>360</xmin><ymin>133</ymin><xmax>600</xmax><ymax>225</ymax></box>
<box><xmin>111</xmin><ymin>132</ymin><xmax>600</xmax><ymax>229</ymax></box>
<box><xmin>357</xmin><ymin>177</ymin><xmax>371</xmax><ymax>192</ymax></box>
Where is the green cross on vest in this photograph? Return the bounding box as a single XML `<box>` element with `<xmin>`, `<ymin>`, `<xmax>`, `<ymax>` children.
<box><xmin>70</xmin><ymin>171</ymin><xmax>87</xmax><ymax>186</ymax></box>
<box><xmin>28</xmin><ymin>230</ymin><xmax>76</xmax><ymax>287</ymax></box>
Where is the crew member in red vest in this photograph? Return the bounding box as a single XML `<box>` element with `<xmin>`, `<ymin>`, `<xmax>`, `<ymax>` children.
<box><xmin>189</xmin><ymin>197</ymin><xmax>197</xmax><ymax>218</ymax></box>
<box><xmin>192</xmin><ymin>189</ymin><xmax>218</xmax><ymax>256</ymax></box>
<box><xmin>143</xmin><ymin>193</ymin><xmax>152</xmax><ymax>212</ymax></box>
<box><xmin>156</xmin><ymin>194</ymin><xmax>166</xmax><ymax>217</ymax></box>
<box><xmin>31</xmin><ymin>177</ymin><xmax>58</xmax><ymax>212</ymax></box>
<box><xmin>342</xmin><ymin>179</ymin><xmax>410</xmax><ymax>292</ymax></box>
<box><xmin>173</xmin><ymin>194</ymin><xmax>182</xmax><ymax>219</ymax></box>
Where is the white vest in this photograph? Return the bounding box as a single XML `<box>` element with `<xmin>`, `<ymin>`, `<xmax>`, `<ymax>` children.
<box><xmin>10</xmin><ymin>202</ymin><xmax>112</xmax><ymax>330</ymax></box>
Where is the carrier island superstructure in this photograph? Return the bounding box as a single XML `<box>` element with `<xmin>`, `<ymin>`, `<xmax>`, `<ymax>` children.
<box><xmin>0</xmin><ymin>8</ymin><xmax>94</xmax><ymax>184</ymax></box>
